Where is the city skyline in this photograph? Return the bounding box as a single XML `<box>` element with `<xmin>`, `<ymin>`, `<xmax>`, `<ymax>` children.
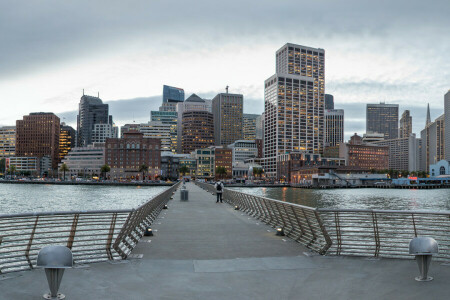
<box><xmin>1</xmin><ymin>1</ymin><xmax>449</xmax><ymax>140</ymax></box>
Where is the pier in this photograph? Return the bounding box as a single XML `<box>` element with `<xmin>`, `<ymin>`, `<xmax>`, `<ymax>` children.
<box><xmin>0</xmin><ymin>182</ymin><xmax>449</xmax><ymax>299</ymax></box>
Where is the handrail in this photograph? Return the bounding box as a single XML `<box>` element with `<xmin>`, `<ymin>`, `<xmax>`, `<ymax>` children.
<box><xmin>195</xmin><ymin>182</ymin><xmax>449</xmax><ymax>261</ymax></box>
<box><xmin>0</xmin><ymin>181</ymin><xmax>181</xmax><ymax>274</ymax></box>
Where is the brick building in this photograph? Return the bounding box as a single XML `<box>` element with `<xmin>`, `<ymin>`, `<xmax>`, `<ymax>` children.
<box><xmin>214</xmin><ymin>147</ymin><xmax>232</xmax><ymax>180</ymax></box>
<box><xmin>339</xmin><ymin>134</ymin><xmax>389</xmax><ymax>170</ymax></box>
<box><xmin>181</xmin><ymin>111</ymin><xmax>214</xmax><ymax>154</ymax></box>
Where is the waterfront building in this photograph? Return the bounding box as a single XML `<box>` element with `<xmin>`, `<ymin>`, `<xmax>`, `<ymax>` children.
<box><xmin>105</xmin><ymin>132</ymin><xmax>161</xmax><ymax>180</ymax></box>
<box><xmin>0</xmin><ymin>126</ymin><xmax>16</xmax><ymax>157</ymax></box>
<box><xmin>191</xmin><ymin>147</ymin><xmax>215</xmax><ymax>179</ymax></box>
<box><xmin>339</xmin><ymin>134</ymin><xmax>389</xmax><ymax>170</ymax></box>
<box><xmin>362</xmin><ymin>132</ymin><xmax>385</xmax><ymax>143</ymax></box>
<box><xmin>366</xmin><ymin>103</ymin><xmax>399</xmax><ymax>140</ymax></box>
<box><xmin>176</xmin><ymin>94</ymin><xmax>212</xmax><ymax>153</ymax></box>
<box><xmin>59</xmin><ymin>123</ymin><xmax>76</xmax><ymax>161</ymax></box>
<box><xmin>58</xmin><ymin>143</ymin><xmax>105</xmax><ymax>178</ymax></box>
<box><xmin>214</xmin><ymin>147</ymin><xmax>233</xmax><ymax>180</ymax></box>
<box><xmin>120</xmin><ymin>124</ymin><xmax>140</xmax><ymax>137</ymax></box>
<box><xmin>399</xmin><ymin>110</ymin><xmax>412</xmax><ymax>139</ymax></box>
<box><xmin>243</xmin><ymin>114</ymin><xmax>259</xmax><ymax>140</ymax></box>
<box><xmin>264</xmin><ymin>43</ymin><xmax>325</xmax><ymax>178</ymax></box>
<box><xmin>213</xmin><ymin>93</ymin><xmax>244</xmax><ymax>146</ymax></box>
<box><xmin>324</xmin><ymin>109</ymin><xmax>344</xmax><ymax>147</ymax></box>
<box><xmin>6</xmin><ymin>156</ymin><xmax>39</xmax><ymax>175</ymax></box>
<box><xmin>445</xmin><ymin>91</ymin><xmax>450</xmax><ymax>161</ymax></box>
<box><xmin>160</xmin><ymin>85</ymin><xmax>185</xmax><ymax>112</ymax></box>
<box><xmin>420</xmin><ymin>111</ymin><xmax>445</xmax><ymax>171</ymax></box>
<box><xmin>371</xmin><ymin>134</ymin><xmax>417</xmax><ymax>172</ymax></box>
<box><xmin>228</xmin><ymin>140</ymin><xmax>258</xmax><ymax>163</ymax></box>
<box><xmin>151</xmin><ymin>111</ymin><xmax>178</xmax><ymax>153</ymax></box>
<box><xmin>179</xmin><ymin>157</ymin><xmax>197</xmax><ymax>178</ymax></box>
<box><xmin>139</xmin><ymin>121</ymin><xmax>172</xmax><ymax>152</ymax></box>
<box><xmin>77</xmin><ymin>94</ymin><xmax>113</xmax><ymax>147</ymax></box>
<box><xmin>160</xmin><ymin>152</ymin><xmax>189</xmax><ymax>180</ymax></box>
<box><xmin>429</xmin><ymin>160</ymin><xmax>450</xmax><ymax>176</ymax></box>
<box><xmin>325</xmin><ymin>94</ymin><xmax>334</xmax><ymax>109</ymax></box>
<box><xmin>92</xmin><ymin>123</ymin><xmax>118</xmax><ymax>144</ymax></box>
<box><xmin>232</xmin><ymin>161</ymin><xmax>261</xmax><ymax>180</ymax></box>
<box><xmin>16</xmin><ymin>112</ymin><xmax>60</xmax><ymax>169</ymax></box>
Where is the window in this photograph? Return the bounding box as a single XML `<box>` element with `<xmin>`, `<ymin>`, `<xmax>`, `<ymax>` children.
<box><xmin>440</xmin><ymin>166</ymin><xmax>446</xmax><ymax>175</ymax></box>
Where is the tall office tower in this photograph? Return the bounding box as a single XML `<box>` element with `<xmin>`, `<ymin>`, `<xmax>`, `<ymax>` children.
<box><xmin>445</xmin><ymin>91</ymin><xmax>450</xmax><ymax>161</ymax></box>
<box><xmin>420</xmin><ymin>111</ymin><xmax>445</xmax><ymax>171</ymax></box>
<box><xmin>324</xmin><ymin>109</ymin><xmax>344</xmax><ymax>147</ymax></box>
<box><xmin>0</xmin><ymin>126</ymin><xmax>16</xmax><ymax>157</ymax></box>
<box><xmin>91</xmin><ymin>123</ymin><xmax>117</xmax><ymax>143</ymax></box>
<box><xmin>366</xmin><ymin>103</ymin><xmax>399</xmax><ymax>140</ymax></box>
<box><xmin>151</xmin><ymin>111</ymin><xmax>178</xmax><ymax>153</ymax></box>
<box><xmin>264</xmin><ymin>43</ymin><xmax>325</xmax><ymax>178</ymax></box>
<box><xmin>160</xmin><ymin>85</ymin><xmax>185</xmax><ymax>112</ymax></box>
<box><xmin>242</xmin><ymin>114</ymin><xmax>259</xmax><ymax>140</ymax></box>
<box><xmin>181</xmin><ymin>110</ymin><xmax>214</xmax><ymax>154</ymax></box>
<box><xmin>255</xmin><ymin>115</ymin><xmax>263</xmax><ymax>139</ymax></box>
<box><xmin>59</xmin><ymin>123</ymin><xmax>76</xmax><ymax>161</ymax></box>
<box><xmin>325</xmin><ymin>94</ymin><xmax>334</xmax><ymax>109</ymax></box>
<box><xmin>77</xmin><ymin>94</ymin><xmax>112</xmax><ymax>147</ymax></box>
<box><xmin>212</xmin><ymin>93</ymin><xmax>244</xmax><ymax>146</ymax></box>
<box><xmin>139</xmin><ymin>121</ymin><xmax>173</xmax><ymax>152</ymax></box>
<box><xmin>16</xmin><ymin>113</ymin><xmax>60</xmax><ymax>169</ymax></box>
<box><xmin>176</xmin><ymin>94</ymin><xmax>212</xmax><ymax>153</ymax></box>
<box><xmin>399</xmin><ymin>110</ymin><xmax>412</xmax><ymax>139</ymax></box>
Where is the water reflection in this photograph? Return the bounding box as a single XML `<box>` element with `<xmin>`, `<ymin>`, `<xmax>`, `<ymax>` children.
<box><xmin>229</xmin><ymin>187</ymin><xmax>449</xmax><ymax>211</ymax></box>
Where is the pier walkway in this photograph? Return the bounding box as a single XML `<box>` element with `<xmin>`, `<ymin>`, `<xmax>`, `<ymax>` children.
<box><xmin>1</xmin><ymin>182</ymin><xmax>449</xmax><ymax>299</ymax></box>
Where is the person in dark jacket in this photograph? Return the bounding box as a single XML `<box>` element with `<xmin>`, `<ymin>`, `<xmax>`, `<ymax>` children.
<box><xmin>215</xmin><ymin>181</ymin><xmax>224</xmax><ymax>203</ymax></box>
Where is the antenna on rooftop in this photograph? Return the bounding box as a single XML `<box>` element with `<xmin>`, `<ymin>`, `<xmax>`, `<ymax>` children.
<box><xmin>226</xmin><ymin>85</ymin><xmax>229</xmax><ymax>94</ymax></box>
<box><xmin>98</xmin><ymin>92</ymin><xmax>100</xmax><ymax>98</ymax></box>
<box><xmin>83</xmin><ymin>89</ymin><xmax>84</xmax><ymax>96</ymax></box>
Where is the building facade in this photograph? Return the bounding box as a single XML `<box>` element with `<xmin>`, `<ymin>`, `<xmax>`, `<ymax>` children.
<box><xmin>92</xmin><ymin>123</ymin><xmax>118</xmax><ymax>144</ymax></box>
<box><xmin>324</xmin><ymin>109</ymin><xmax>344</xmax><ymax>147</ymax></box>
<box><xmin>58</xmin><ymin>143</ymin><xmax>105</xmax><ymax>178</ymax></box>
<box><xmin>372</xmin><ymin>134</ymin><xmax>417</xmax><ymax>171</ymax></box>
<box><xmin>214</xmin><ymin>147</ymin><xmax>233</xmax><ymax>180</ymax></box>
<box><xmin>181</xmin><ymin>110</ymin><xmax>214</xmax><ymax>154</ymax></box>
<box><xmin>264</xmin><ymin>43</ymin><xmax>325</xmax><ymax>178</ymax></box>
<box><xmin>445</xmin><ymin>91</ymin><xmax>450</xmax><ymax>161</ymax></box>
<box><xmin>213</xmin><ymin>93</ymin><xmax>244</xmax><ymax>146</ymax></box>
<box><xmin>420</xmin><ymin>113</ymin><xmax>445</xmax><ymax>171</ymax></box>
<box><xmin>59</xmin><ymin>123</ymin><xmax>76</xmax><ymax>161</ymax></box>
<box><xmin>228</xmin><ymin>140</ymin><xmax>258</xmax><ymax>163</ymax></box>
<box><xmin>16</xmin><ymin>112</ymin><xmax>60</xmax><ymax>169</ymax></box>
<box><xmin>243</xmin><ymin>114</ymin><xmax>259</xmax><ymax>140</ymax></box>
<box><xmin>77</xmin><ymin>94</ymin><xmax>112</xmax><ymax>147</ymax></box>
<box><xmin>429</xmin><ymin>160</ymin><xmax>449</xmax><ymax>176</ymax></box>
<box><xmin>139</xmin><ymin>121</ymin><xmax>172</xmax><ymax>152</ymax></box>
<box><xmin>6</xmin><ymin>156</ymin><xmax>39</xmax><ymax>175</ymax></box>
<box><xmin>160</xmin><ymin>152</ymin><xmax>189</xmax><ymax>180</ymax></box>
<box><xmin>399</xmin><ymin>110</ymin><xmax>412</xmax><ymax>139</ymax></box>
<box><xmin>366</xmin><ymin>103</ymin><xmax>399</xmax><ymax>140</ymax></box>
<box><xmin>151</xmin><ymin>111</ymin><xmax>178</xmax><ymax>153</ymax></box>
<box><xmin>339</xmin><ymin>134</ymin><xmax>389</xmax><ymax>170</ymax></box>
<box><xmin>325</xmin><ymin>94</ymin><xmax>334</xmax><ymax>109</ymax></box>
<box><xmin>191</xmin><ymin>148</ymin><xmax>215</xmax><ymax>179</ymax></box>
<box><xmin>0</xmin><ymin>126</ymin><xmax>16</xmax><ymax>157</ymax></box>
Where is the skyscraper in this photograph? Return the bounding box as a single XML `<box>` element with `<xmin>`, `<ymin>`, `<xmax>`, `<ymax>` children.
<box><xmin>151</xmin><ymin>111</ymin><xmax>178</xmax><ymax>153</ymax></box>
<box><xmin>264</xmin><ymin>43</ymin><xmax>325</xmax><ymax>177</ymax></box>
<box><xmin>366</xmin><ymin>103</ymin><xmax>399</xmax><ymax>140</ymax></box>
<box><xmin>77</xmin><ymin>94</ymin><xmax>112</xmax><ymax>147</ymax></box>
<box><xmin>325</xmin><ymin>94</ymin><xmax>334</xmax><ymax>109</ymax></box>
<box><xmin>324</xmin><ymin>109</ymin><xmax>344</xmax><ymax>147</ymax></box>
<box><xmin>243</xmin><ymin>114</ymin><xmax>259</xmax><ymax>140</ymax></box>
<box><xmin>161</xmin><ymin>85</ymin><xmax>185</xmax><ymax>112</ymax></box>
<box><xmin>0</xmin><ymin>126</ymin><xmax>16</xmax><ymax>157</ymax></box>
<box><xmin>399</xmin><ymin>110</ymin><xmax>412</xmax><ymax>139</ymax></box>
<box><xmin>16</xmin><ymin>113</ymin><xmax>60</xmax><ymax>169</ymax></box>
<box><xmin>420</xmin><ymin>108</ymin><xmax>445</xmax><ymax>171</ymax></box>
<box><xmin>444</xmin><ymin>91</ymin><xmax>450</xmax><ymax>161</ymax></box>
<box><xmin>213</xmin><ymin>93</ymin><xmax>244</xmax><ymax>146</ymax></box>
<box><xmin>59</xmin><ymin>123</ymin><xmax>76</xmax><ymax>161</ymax></box>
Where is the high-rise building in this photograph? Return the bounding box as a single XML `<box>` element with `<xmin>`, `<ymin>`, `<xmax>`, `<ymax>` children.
<box><xmin>77</xmin><ymin>94</ymin><xmax>112</xmax><ymax>147</ymax></box>
<box><xmin>213</xmin><ymin>93</ymin><xmax>244</xmax><ymax>146</ymax></box>
<box><xmin>419</xmin><ymin>107</ymin><xmax>445</xmax><ymax>171</ymax></box>
<box><xmin>139</xmin><ymin>121</ymin><xmax>172</xmax><ymax>152</ymax></box>
<box><xmin>264</xmin><ymin>43</ymin><xmax>325</xmax><ymax>177</ymax></box>
<box><xmin>372</xmin><ymin>134</ymin><xmax>417</xmax><ymax>172</ymax></box>
<box><xmin>444</xmin><ymin>91</ymin><xmax>450</xmax><ymax>161</ymax></box>
<box><xmin>399</xmin><ymin>110</ymin><xmax>412</xmax><ymax>139</ymax></box>
<box><xmin>325</xmin><ymin>94</ymin><xmax>334</xmax><ymax>109</ymax></box>
<box><xmin>243</xmin><ymin>114</ymin><xmax>259</xmax><ymax>140</ymax></box>
<box><xmin>182</xmin><ymin>111</ymin><xmax>214</xmax><ymax>154</ymax></box>
<box><xmin>214</xmin><ymin>147</ymin><xmax>233</xmax><ymax>180</ymax></box>
<box><xmin>59</xmin><ymin>123</ymin><xmax>76</xmax><ymax>161</ymax></box>
<box><xmin>324</xmin><ymin>109</ymin><xmax>344</xmax><ymax>147</ymax></box>
<box><xmin>151</xmin><ymin>111</ymin><xmax>178</xmax><ymax>153</ymax></box>
<box><xmin>366</xmin><ymin>103</ymin><xmax>399</xmax><ymax>140</ymax></box>
<box><xmin>161</xmin><ymin>85</ymin><xmax>185</xmax><ymax>112</ymax></box>
<box><xmin>91</xmin><ymin>123</ymin><xmax>118</xmax><ymax>144</ymax></box>
<box><xmin>0</xmin><ymin>126</ymin><xmax>16</xmax><ymax>157</ymax></box>
<box><xmin>255</xmin><ymin>115</ymin><xmax>263</xmax><ymax>139</ymax></box>
<box><xmin>16</xmin><ymin>113</ymin><xmax>60</xmax><ymax>169</ymax></box>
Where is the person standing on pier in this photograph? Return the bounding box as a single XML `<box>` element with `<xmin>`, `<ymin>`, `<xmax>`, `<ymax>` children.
<box><xmin>215</xmin><ymin>181</ymin><xmax>224</xmax><ymax>203</ymax></box>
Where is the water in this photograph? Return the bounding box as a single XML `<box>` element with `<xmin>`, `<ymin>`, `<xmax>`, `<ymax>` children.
<box><xmin>228</xmin><ymin>187</ymin><xmax>450</xmax><ymax>211</ymax></box>
<box><xmin>0</xmin><ymin>183</ymin><xmax>169</xmax><ymax>215</ymax></box>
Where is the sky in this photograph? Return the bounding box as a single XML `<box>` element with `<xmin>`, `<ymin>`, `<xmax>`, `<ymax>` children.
<box><xmin>1</xmin><ymin>0</ymin><xmax>449</xmax><ymax>140</ymax></box>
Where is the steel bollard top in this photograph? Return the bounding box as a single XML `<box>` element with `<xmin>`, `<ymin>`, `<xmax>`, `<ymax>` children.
<box><xmin>37</xmin><ymin>246</ymin><xmax>73</xmax><ymax>268</ymax></box>
<box><xmin>409</xmin><ymin>237</ymin><xmax>438</xmax><ymax>255</ymax></box>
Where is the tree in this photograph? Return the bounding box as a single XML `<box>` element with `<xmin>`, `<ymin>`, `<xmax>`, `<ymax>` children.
<box><xmin>253</xmin><ymin>167</ymin><xmax>264</xmax><ymax>179</ymax></box>
<box><xmin>0</xmin><ymin>158</ymin><xmax>5</xmax><ymax>175</ymax></box>
<box><xmin>59</xmin><ymin>163</ymin><xmax>69</xmax><ymax>181</ymax></box>
<box><xmin>179</xmin><ymin>165</ymin><xmax>189</xmax><ymax>178</ymax></box>
<box><xmin>139</xmin><ymin>164</ymin><xmax>149</xmax><ymax>181</ymax></box>
<box><xmin>100</xmin><ymin>164</ymin><xmax>111</xmax><ymax>180</ymax></box>
<box><xmin>215</xmin><ymin>166</ymin><xmax>227</xmax><ymax>179</ymax></box>
<box><xmin>7</xmin><ymin>165</ymin><xmax>16</xmax><ymax>179</ymax></box>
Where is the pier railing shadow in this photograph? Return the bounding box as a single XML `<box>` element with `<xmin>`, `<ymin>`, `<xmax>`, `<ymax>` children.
<box><xmin>0</xmin><ymin>182</ymin><xmax>181</xmax><ymax>274</ymax></box>
<box><xmin>195</xmin><ymin>182</ymin><xmax>449</xmax><ymax>261</ymax></box>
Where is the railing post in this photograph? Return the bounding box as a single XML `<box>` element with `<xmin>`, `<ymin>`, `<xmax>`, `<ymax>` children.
<box><xmin>314</xmin><ymin>210</ymin><xmax>332</xmax><ymax>255</ymax></box>
<box><xmin>106</xmin><ymin>213</ymin><xmax>118</xmax><ymax>260</ymax></box>
<box><xmin>371</xmin><ymin>212</ymin><xmax>380</xmax><ymax>257</ymax></box>
<box><xmin>25</xmin><ymin>216</ymin><xmax>39</xmax><ymax>269</ymax></box>
<box><xmin>67</xmin><ymin>214</ymin><xmax>79</xmax><ymax>250</ymax></box>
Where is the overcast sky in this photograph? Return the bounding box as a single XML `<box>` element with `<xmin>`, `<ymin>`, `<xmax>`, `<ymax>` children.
<box><xmin>1</xmin><ymin>0</ymin><xmax>449</xmax><ymax>139</ymax></box>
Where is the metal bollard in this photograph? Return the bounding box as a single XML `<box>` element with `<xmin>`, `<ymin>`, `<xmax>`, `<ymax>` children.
<box><xmin>37</xmin><ymin>246</ymin><xmax>73</xmax><ymax>299</ymax></box>
<box><xmin>409</xmin><ymin>237</ymin><xmax>439</xmax><ymax>281</ymax></box>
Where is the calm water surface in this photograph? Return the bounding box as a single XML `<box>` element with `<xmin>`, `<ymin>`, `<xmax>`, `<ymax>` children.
<box><xmin>0</xmin><ymin>184</ymin><xmax>168</xmax><ymax>214</ymax></box>
<box><xmin>229</xmin><ymin>187</ymin><xmax>450</xmax><ymax>211</ymax></box>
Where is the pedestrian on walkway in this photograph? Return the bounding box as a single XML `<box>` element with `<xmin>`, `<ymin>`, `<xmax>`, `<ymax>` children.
<box><xmin>215</xmin><ymin>180</ymin><xmax>224</xmax><ymax>203</ymax></box>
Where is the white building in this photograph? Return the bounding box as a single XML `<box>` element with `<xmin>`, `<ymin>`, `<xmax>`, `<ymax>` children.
<box><xmin>429</xmin><ymin>160</ymin><xmax>450</xmax><ymax>176</ymax></box>
<box><xmin>59</xmin><ymin>143</ymin><xmax>105</xmax><ymax>178</ymax></box>
<box><xmin>362</xmin><ymin>132</ymin><xmax>385</xmax><ymax>143</ymax></box>
<box><xmin>6</xmin><ymin>157</ymin><xmax>39</xmax><ymax>174</ymax></box>
<box><xmin>139</xmin><ymin>121</ymin><xmax>172</xmax><ymax>152</ymax></box>
<box><xmin>92</xmin><ymin>123</ymin><xmax>118</xmax><ymax>144</ymax></box>
<box><xmin>371</xmin><ymin>134</ymin><xmax>418</xmax><ymax>172</ymax></box>
<box><xmin>228</xmin><ymin>140</ymin><xmax>258</xmax><ymax>163</ymax></box>
<box><xmin>0</xmin><ymin>126</ymin><xmax>16</xmax><ymax>157</ymax></box>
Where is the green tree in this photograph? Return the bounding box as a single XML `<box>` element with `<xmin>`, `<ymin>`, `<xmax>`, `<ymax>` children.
<box><xmin>59</xmin><ymin>163</ymin><xmax>69</xmax><ymax>181</ymax></box>
<box><xmin>253</xmin><ymin>167</ymin><xmax>264</xmax><ymax>179</ymax></box>
<box><xmin>178</xmin><ymin>165</ymin><xmax>189</xmax><ymax>177</ymax></box>
<box><xmin>100</xmin><ymin>164</ymin><xmax>111</xmax><ymax>180</ymax></box>
<box><xmin>139</xmin><ymin>164</ymin><xmax>149</xmax><ymax>181</ymax></box>
<box><xmin>215</xmin><ymin>166</ymin><xmax>227</xmax><ymax>179</ymax></box>
<box><xmin>7</xmin><ymin>165</ymin><xmax>16</xmax><ymax>178</ymax></box>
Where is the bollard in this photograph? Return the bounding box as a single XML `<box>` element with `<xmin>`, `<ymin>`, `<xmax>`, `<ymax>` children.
<box><xmin>409</xmin><ymin>237</ymin><xmax>439</xmax><ymax>281</ymax></box>
<box><xmin>37</xmin><ymin>246</ymin><xmax>73</xmax><ymax>299</ymax></box>
<box><xmin>181</xmin><ymin>186</ymin><xmax>189</xmax><ymax>201</ymax></box>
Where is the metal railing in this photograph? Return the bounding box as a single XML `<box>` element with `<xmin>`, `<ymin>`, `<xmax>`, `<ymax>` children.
<box><xmin>195</xmin><ymin>182</ymin><xmax>450</xmax><ymax>261</ymax></box>
<box><xmin>0</xmin><ymin>182</ymin><xmax>181</xmax><ymax>274</ymax></box>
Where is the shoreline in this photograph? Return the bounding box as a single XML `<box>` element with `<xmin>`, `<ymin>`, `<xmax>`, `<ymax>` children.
<box><xmin>0</xmin><ymin>180</ymin><xmax>173</xmax><ymax>187</ymax></box>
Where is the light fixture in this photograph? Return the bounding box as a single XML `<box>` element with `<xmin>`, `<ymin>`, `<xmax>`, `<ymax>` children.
<box><xmin>276</xmin><ymin>227</ymin><xmax>285</xmax><ymax>236</ymax></box>
<box><xmin>234</xmin><ymin>205</ymin><xmax>239</xmax><ymax>210</ymax></box>
<box><xmin>163</xmin><ymin>204</ymin><xmax>168</xmax><ymax>209</ymax></box>
<box><xmin>144</xmin><ymin>227</ymin><xmax>153</xmax><ymax>236</ymax></box>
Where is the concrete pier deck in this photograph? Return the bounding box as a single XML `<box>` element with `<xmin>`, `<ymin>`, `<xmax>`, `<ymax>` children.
<box><xmin>1</xmin><ymin>182</ymin><xmax>449</xmax><ymax>299</ymax></box>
